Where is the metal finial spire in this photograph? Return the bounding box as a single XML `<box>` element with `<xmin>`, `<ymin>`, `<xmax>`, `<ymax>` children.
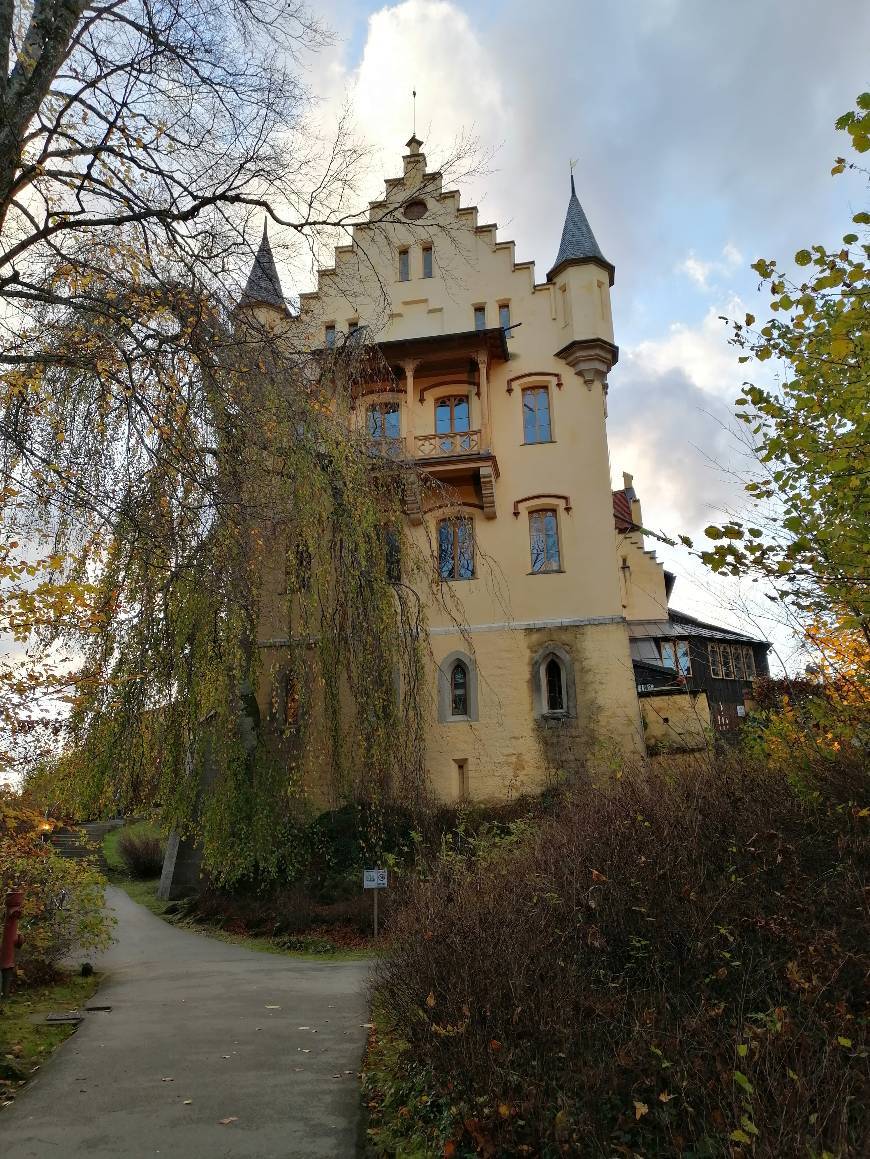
<box><xmin>569</xmin><ymin>157</ymin><xmax>578</xmax><ymax>195</ymax></box>
<box><xmin>412</xmin><ymin>88</ymin><xmax>417</xmax><ymax>136</ymax></box>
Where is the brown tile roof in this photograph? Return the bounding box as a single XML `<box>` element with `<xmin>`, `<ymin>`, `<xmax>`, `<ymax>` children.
<box><xmin>612</xmin><ymin>488</ymin><xmax>634</xmax><ymax>532</ymax></box>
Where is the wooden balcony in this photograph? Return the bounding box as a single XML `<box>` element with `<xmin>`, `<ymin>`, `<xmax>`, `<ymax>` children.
<box><xmin>366</xmin><ymin>436</ymin><xmax>405</xmax><ymax>461</ymax></box>
<box><xmin>414</xmin><ymin>430</ymin><xmax>481</xmax><ymax>458</ymax></box>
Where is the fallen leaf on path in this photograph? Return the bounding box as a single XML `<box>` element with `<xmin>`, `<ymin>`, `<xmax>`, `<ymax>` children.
<box><xmin>219</xmin><ymin>1116</ymin><xmax>238</xmax><ymax>1126</ymax></box>
<box><xmin>183</xmin><ymin>1099</ymin><xmax>192</xmax><ymax>1105</ymax></box>
<box><xmin>265</xmin><ymin>1005</ymin><xmax>281</xmax><ymax>1009</ymax></box>
<box><xmin>161</xmin><ymin>1077</ymin><xmax>174</xmax><ymax>1082</ymax></box>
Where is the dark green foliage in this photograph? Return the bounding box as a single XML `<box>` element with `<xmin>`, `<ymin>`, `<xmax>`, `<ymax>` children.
<box><xmin>372</xmin><ymin>758</ymin><xmax>869</xmax><ymax>1157</ymax></box>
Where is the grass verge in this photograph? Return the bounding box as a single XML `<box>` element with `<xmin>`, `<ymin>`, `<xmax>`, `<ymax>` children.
<box><xmin>0</xmin><ymin>972</ymin><xmax>100</xmax><ymax>1109</ymax></box>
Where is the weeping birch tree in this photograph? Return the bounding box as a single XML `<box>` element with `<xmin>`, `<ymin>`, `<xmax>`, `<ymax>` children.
<box><xmin>0</xmin><ymin>0</ymin><xmax>455</xmax><ymax>877</ymax></box>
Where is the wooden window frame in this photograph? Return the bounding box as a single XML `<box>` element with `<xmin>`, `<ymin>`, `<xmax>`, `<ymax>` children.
<box><xmin>422</xmin><ymin>245</ymin><xmax>433</xmax><ymax>279</ymax></box>
<box><xmin>528</xmin><ymin>507</ymin><xmax>561</xmax><ymax>573</ymax></box>
<box><xmin>398</xmin><ymin>248</ymin><xmax>410</xmax><ymax>282</ymax></box>
<box><xmin>709</xmin><ymin>642</ymin><xmax>723</xmax><ymax>679</ymax></box>
<box><xmin>367</xmin><ymin>400</ymin><xmax>401</xmax><ymax>441</ymax></box>
<box><xmin>521</xmin><ymin>385</ymin><xmax>553</xmax><ymax>444</ymax></box>
<box><xmin>438</xmin><ymin>516</ymin><xmax>475</xmax><ymax>581</ymax></box>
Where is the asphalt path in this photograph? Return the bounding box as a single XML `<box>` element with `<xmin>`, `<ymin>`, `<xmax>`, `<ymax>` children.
<box><xmin>0</xmin><ymin>885</ymin><xmax>371</xmax><ymax>1158</ymax></box>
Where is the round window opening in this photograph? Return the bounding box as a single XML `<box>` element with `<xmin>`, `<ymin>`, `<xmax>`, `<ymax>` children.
<box><xmin>403</xmin><ymin>199</ymin><xmax>428</xmax><ymax>220</ymax></box>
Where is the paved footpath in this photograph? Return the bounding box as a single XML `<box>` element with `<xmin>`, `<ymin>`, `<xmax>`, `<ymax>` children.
<box><xmin>0</xmin><ymin>886</ymin><xmax>371</xmax><ymax>1158</ymax></box>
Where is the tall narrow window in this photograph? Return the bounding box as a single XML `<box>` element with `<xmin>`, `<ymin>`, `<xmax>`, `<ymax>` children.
<box><xmin>438</xmin><ymin>518</ymin><xmax>474</xmax><ymax>580</ymax></box>
<box><xmin>676</xmin><ymin>640</ymin><xmax>692</xmax><ymax>676</ymax></box>
<box><xmin>709</xmin><ymin>642</ymin><xmax>722</xmax><ymax>679</ymax></box>
<box><xmin>450</xmin><ymin>661</ymin><xmax>468</xmax><ymax>716</ymax></box>
<box><xmin>348</xmin><ymin>319</ymin><xmax>359</xmax><ymax>334</ymax></box>
<box><xmin>721</xmin><ymin>644</ymin><xmax>735</xmax><ymax>680</ymax></box>
<box><xmin>499</xmin><ymin>303</ymin><xmax>511</xmax><ymax>334</ymax></box>
<box><xmin>743</xmin><ymin>647</ymin><xmax>756</xmax><ymax>679</ymax></box>
<box><xmin>732</xmin><ymin>646</ymin><xmax>746</xmax><ymax>681</ymax></box>
<box><xmin>455</xmin><ymin>759</ymin><xmax>469</xmax><ymax>798</ymax></box>
<box><xmin>529</xmin><ymin>509</ymin><xmax>561</xmax><ymax>573</ymax></box>
<box><xmin>398</xmin><ymin>249</ymin><xmax>410</xmax><ymax>281</ymax></box>
<box><xmin>435</xmin><ymin>395</ymin><xmax>471</xmax><ymax>452</ymax></box>
<box><xmin>522</xmin><ymin>387</ymin><xmax>552</xmax><ymax>443</ymax></box>
<box><xmin>422</xmin><ymin>245</ymin><xmax>433</xmax><ymax>278</ymax></box>
<box><xmin>545</xmin><ymin>658</ymin><xmax>565</xmax><ymax>713</ymax></box>
<box><xmin>324</xmin><ymin>324</ymin><xmax>336</xmax><ymax>349</ymax></box>
<box><xmin>474</xmin><ymin>305</ymin><xmax>486</xmax><ymax>331</ymax></box>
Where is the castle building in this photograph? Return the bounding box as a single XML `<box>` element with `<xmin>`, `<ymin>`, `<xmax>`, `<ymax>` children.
<box><xmin>240</xmin><ymin>137</ymin><xmax>766</xmax><ymax>801</ymax></box>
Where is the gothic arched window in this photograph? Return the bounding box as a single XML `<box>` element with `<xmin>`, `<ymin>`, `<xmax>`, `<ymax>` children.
<box><xmin>545</xmin><ymin>657</ymin><xmax>565</xmax><ymax>713</ymax></box>
<box><xmin>438</xmin><ymin>651</ymin><xmax>478</xmax><ymax>723</ymax></box>
<box><xmin>450</xmin><ymin>661</ymin><xmax>469</xmax><ymax>717</ymax></box>
<box><xmin>531</xmin><ymin>645</ymin><xmax>575</xmax><ymax>720</ymax></box>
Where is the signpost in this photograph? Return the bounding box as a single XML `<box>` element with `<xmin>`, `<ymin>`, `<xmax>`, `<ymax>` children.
<box><xmin>363</xmin><ymin>868</ymin><xmax>388</xmax><ymax>938</ymax></box>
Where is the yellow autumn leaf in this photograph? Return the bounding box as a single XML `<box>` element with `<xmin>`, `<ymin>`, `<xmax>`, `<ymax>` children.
<box><xmin>634</xmin><ymin>1100</ymin><xmax>649</xmax><ymax>1119</ymax></box>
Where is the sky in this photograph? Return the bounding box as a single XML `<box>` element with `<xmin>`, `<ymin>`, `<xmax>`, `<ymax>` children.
<box><xmin>288</xmin><ymin>0</ymin><xmax>869</xmax><ymax>670</ymax></box>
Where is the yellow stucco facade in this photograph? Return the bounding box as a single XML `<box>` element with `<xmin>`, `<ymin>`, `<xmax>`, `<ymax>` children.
<box><xmin>247</xmin><ymin>138</ymin><xmax>647</xmax><ymax>802</ymax></box>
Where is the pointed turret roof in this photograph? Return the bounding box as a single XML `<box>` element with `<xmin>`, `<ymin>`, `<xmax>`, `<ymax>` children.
<box><xmin>547</xmin><ymin>175</ymin><xmax>614</xmax><ymax>286</ymax></box>
<box><xmin>239</xmin><ymin>221</ymin><xmax>288</xmax><ymax>312</ymax></box>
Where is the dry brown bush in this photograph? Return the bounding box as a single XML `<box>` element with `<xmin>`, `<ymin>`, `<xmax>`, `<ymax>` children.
<box><xmin>117</xmin><ymin>831</ymin><xmax>164</xmax><ymax>879</ymax></box>
<box><xmin>374</xmin><ymin>756</ymin><xmax>869</xmax><ymax>1156</ymax></box>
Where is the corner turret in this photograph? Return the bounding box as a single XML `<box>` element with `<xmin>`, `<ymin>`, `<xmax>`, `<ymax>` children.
<box><xmin>547</xmin><ymin>174</ymin><xmax>614</xmax><ymax>285</ymax></box>
<box><xmin>549</xmin><ymin>174</ymin><xmax>617</xmax><ymax>391</ymax></box>
<box><xmin>239</xmin><ymin>222</ymin><xmax>289</xmax><ymax>320</ymax></box>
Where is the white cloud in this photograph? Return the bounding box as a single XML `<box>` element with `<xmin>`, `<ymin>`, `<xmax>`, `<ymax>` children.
<box><xmin>676</xmin><ymin>243</ymin><xmax>743</xmax><ymax>291</ymax></box>
<box><xmin>315</xmin><ymin>1</ymin><xmax>507</xmax><ymax>205</ymax></box>
<box><xmin>627</xmin><ymin>300</ymin><xmax>747</xmax><ymax>400</ymax></box>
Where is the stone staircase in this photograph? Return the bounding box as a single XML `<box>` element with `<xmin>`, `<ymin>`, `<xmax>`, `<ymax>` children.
<box><xmin>49</xmin><ymin>819</ymin><xmax>124</xmax><ymax>864</ymax></box>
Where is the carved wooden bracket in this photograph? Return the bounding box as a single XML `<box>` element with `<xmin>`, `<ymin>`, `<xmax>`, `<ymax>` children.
<box><xmin>479</xmin><ymin>464</ymin><xmax>497</xmax><ymax>519</ymax></box>
<box><xmin>404</xmin><ymin>475</ymin><xmax>423</xmax><ymax>525</ymax></box>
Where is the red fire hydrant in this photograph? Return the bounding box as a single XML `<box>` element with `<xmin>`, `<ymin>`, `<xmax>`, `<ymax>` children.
<box><xmin>1</xmin><ymin>889</ymin><xmax>24</xmax><ymax>1000</ymax></box>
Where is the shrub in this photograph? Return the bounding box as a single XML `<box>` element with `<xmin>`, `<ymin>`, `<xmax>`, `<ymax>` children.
<box><xmin>1</xmin><ymin>793</ymin><xmax>113</xmax><ymax>981</ymax></box>
<box><xmin>373</xmin><ymin>756</ymin><xmax>869</xmax><ymax>1157</ymax></box>
<box><xmin>117</xmin><ymin>830</ymin><xmax>164</xmax><ymax>878</ymax></box>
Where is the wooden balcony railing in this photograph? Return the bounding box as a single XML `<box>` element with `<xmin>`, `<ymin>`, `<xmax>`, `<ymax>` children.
<box><xmin>415</xmin><ymin>430</ymin><xmax>481</xmax><ymax>458</ymax></box>
<box><xmin>366</xmin><ymin>437</ymin><xmax>406</xmax><ymax>461</ymax></box>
